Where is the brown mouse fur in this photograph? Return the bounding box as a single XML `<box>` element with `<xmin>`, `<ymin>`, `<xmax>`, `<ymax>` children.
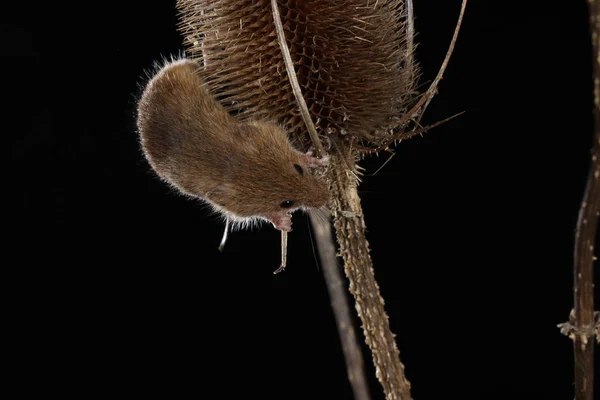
<box><xmin>137</xmin><ymin>58</ymin><xmax>329</xmax><ymax>231</ymax></box>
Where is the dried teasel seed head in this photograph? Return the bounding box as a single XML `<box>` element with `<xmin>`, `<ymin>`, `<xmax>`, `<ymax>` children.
<box><xmin>177</xmin><ymin>0</ymin><xmax>419</xmax><ymax>153</ymax></box>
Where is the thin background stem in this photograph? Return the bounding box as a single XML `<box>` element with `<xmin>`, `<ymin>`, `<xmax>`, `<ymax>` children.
<box><xmin>309</xmin><ymin>210</ymin><xmax>371</xmax><ymax>400</ymax></box>
<box><xmin>572</xmin><ymin>1</ymin><xmax>600</xmax><ymax>399</ymax></box>
<box><xmin>559</xmin><ymin>2</ymin><xmax>600</xmax><ymax>400</ymax></box>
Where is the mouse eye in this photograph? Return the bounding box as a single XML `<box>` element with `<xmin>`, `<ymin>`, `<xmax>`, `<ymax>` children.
<box><xmin>280</xmin><ymin>200</ymin><xmax>295</xmax><ymax>209</ymax></box>
<box><xmin>293</xmin><ymin>164</ymin><xmax>304</xmax><ymax>176</ymax></box>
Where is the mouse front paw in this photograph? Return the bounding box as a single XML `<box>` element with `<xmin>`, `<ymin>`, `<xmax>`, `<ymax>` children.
<box><xmin>301</xmin><ymin>151</ymin><xmax>330</xmax><ymax>168</ymax></box>
<box><xmin>264</xmin><ymin>212</ymin><xmax>293</xmax><ymax>232</ymax></box>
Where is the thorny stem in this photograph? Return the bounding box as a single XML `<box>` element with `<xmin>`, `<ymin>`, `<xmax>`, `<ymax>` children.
<box><xmin>270</xmin><ymin>0</ymin><xmax>326</xmax><ymax>159</ymax></box>
<box><xmin>309</xmin><ymin>210</ymin><xmax>371</xmax><ymax>400</ymax></box>
<box><xmin>559</xmin><ymin>1</ymin><xmax>600</xmax><ymax>399</ymax></box>
<box><xmin>329</xmin><ymin>146</ymin><xmax>412</xmax><ymax>400</ymax></box>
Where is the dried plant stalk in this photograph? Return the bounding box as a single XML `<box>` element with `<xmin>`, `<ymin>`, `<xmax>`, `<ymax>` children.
<box><xmin>558</xmin><ymin>2</ymin><xmax>600</xmax><ymax>400</ymax></box>
<box><xmin>328</xmin><ymin>146</ymin><xmax>412</xmax><ymax>399</ymax></box>
<box><xmin>269</xmin><ymin>0</ymin><xmax>325</xmax><ymax>158</ymax></box>
<box><xmin>176</xmin><ymin>1</ymin><xmax>466</xmax><ymax>399</ymax></box>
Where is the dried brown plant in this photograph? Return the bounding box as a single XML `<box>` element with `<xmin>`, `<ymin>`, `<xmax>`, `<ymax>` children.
<box><xmin>176</xmin><ymin>1</ymin><xmax>466</xmax><ymax>399</ymax></box>
<box><xmin>558</xmin><ymin>2</ymin><xmax>600</xmax><ymax>400</ymax></box>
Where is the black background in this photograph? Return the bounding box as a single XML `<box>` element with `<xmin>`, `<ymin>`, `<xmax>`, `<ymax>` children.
<box><xmin>6</xmin><ymin>1</ymin><xmax>598</xmax><ymax>399</ymax></box>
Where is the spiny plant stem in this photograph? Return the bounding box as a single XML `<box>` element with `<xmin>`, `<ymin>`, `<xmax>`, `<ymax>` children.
<box><xmin>328</xmin><ymin>147</ymin><xmax>412</xmax><ymax>400</ymax></box>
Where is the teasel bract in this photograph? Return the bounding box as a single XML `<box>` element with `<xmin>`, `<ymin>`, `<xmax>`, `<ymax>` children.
<box><xmin>176</xmin><ymin>1</ymin><xmax>464</xmax><ymax>399</ymax></box>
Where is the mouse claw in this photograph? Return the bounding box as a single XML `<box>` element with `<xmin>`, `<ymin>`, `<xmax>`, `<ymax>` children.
<box><xmin>301</xmin><ymin>151</ymin><xmax>329</xmax><ymax>168</ymax></box>
<box><xmin>265</xmin><ymin>212</ymin><xmax>293</xmax><ymax>232</ymax></box>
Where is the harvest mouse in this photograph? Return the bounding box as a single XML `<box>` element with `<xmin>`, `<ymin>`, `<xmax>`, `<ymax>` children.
<box><xmin>137</xmin><ymin>58</ymin><xmax>329</xmax><ymax>233</ymax></box>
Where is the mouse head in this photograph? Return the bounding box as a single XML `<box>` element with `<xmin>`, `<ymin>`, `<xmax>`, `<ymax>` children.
<box><xmin>210</xmin><ymin>121</ymin><xmax>329</xmax><ymax>231</ymax></box>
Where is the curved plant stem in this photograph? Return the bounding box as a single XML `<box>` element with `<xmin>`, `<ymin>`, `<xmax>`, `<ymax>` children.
<box><xmin>414</xmin><ymin>0</ymin><xmax>466</xmax><ymax>125</ymax></box>
<box><xmin>270</xmin><ymin>0</ymin><xmax>326</xmax><ymax>158</ymax></box>
<box><xmin>387</xmin><ymin>0</ymin><xmax>467</xmax><ymax>138</ymax></box>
